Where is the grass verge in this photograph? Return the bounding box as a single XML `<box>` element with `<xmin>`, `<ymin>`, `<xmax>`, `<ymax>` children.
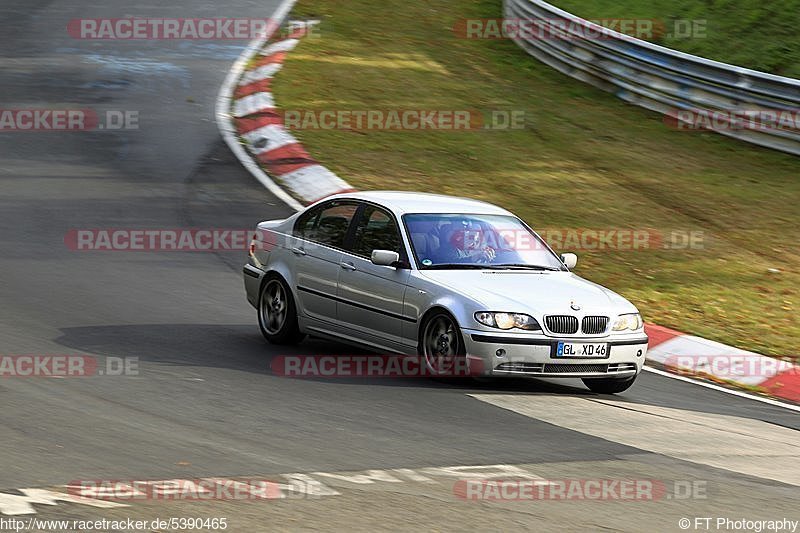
<box><xmin>554</xmin><ymin>0</ymin><xmax>800</xmax><ymax>78</ymax></box>
<box><xmin>273</xmin><ymin>0</ymin><xmax>800</xmax><ymax>359</ymax></box>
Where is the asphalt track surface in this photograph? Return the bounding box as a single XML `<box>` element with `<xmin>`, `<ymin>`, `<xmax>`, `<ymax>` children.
<box><xmin>0</xmin><ymin>1</ymin><xmax>797</xmax><ymax>531</ymax></box>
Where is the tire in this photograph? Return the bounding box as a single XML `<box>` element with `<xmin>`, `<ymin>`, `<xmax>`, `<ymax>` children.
<box><xmin>419</xmin><ymin>310</ymin><xmax>468</xmax><ymax>377</ymax></box>
<box><xmin>258</xmin><ymin>274</ymin><xmax>305</xmax><ymax>345</ymax></box>
<box><xmin>582</xmin><ymin>375</ymin><xmax>637</xmax><ymax>394</ymax></box>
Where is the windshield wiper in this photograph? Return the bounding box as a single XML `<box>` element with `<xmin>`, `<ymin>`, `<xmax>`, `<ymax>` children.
<box><xmin>486</xmin><ymin>264</ymin><xmax>562</xmax><ymax>271</ymax></box>
<box><xmin>423</xmin><ymin>263</ymin><xmax>562</xmax><ymax>271</ymax></box>
<box><xmin>423</xmin><ymin>263</ymin><xmax>491</xmax><ymax>270</ymax></box>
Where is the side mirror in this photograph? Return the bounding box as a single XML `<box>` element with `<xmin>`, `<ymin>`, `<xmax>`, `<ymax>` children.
<box><xmin>371</xmin><ymin>249</ymin><xmax>401</xmax><ymax>267</ymax></box>
<box><xmin>561</xmin><ymin>253</ymin><xmax>577</xmax><ymax>269</ymax></box>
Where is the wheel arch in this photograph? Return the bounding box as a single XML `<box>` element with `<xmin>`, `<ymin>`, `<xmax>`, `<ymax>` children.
<box><xmin>259</xmin><ymin>261</ymin><xmax>299</xmax><ymax>309</ymax></box>
<box><xmin>258</xmin><ymin>264</ymin><xmax>309</xmax><ymax>328</ymax></box>
<box><xmin>418</xmin><ymin>294</ymin><xmax>479</xmax><ymax>335</ymax></box>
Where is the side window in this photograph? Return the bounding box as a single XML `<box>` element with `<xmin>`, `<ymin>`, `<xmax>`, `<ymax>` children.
<box><xmin>296</xmin><ymin>202</ymin><xmax>358</xmax><ymax>248</ymax></box>
<box><xmin>352</xmin><ymin>206</ymin><xmax>402</xmax><ymax>258</ymax></box>
<box><xmin>294</xmin><ymin>206</ymin><xmax>321</xmax><ymax>239</ymax></box>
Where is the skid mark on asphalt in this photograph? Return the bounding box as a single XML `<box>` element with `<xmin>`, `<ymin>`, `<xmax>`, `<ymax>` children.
<box><xmin>470</xmin><ymin>394</ymin><xmax>800</xmax><ymax>486</ymax></box>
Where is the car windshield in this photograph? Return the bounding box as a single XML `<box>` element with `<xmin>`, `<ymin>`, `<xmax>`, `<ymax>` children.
<box><xmin>403</xmin><ymin>213</ymin><xmax>565</xmax><ymax>270</ymax></box>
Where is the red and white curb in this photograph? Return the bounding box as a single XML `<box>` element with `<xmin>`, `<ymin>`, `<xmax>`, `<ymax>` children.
<box><xmin>216</xmin><ymin>4</ymin><xmax>799</xmax><ymax>408</ymax></box>
<box><xmin>645</xmin><ymin>323</ymin><xmax>800</xmax><ymax>404</ymax></box>
<box><xmin>216</xmin><ymin>5</ymin><xmax>355</xmax><ymax>208</ymax></box>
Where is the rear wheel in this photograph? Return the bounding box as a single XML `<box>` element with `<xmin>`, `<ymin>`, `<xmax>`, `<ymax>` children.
<box><xmin>582</xmin><ymin>375</ymin><xmax>637</xmax><ymax>394</ymax></box>
<box><xmin>420</xmin><ymin>311</ymin><xmax>467</xmax><ymax>377</ymax></box>
<box><xmin>258</xmin><ymin>275</ymin><xmax>305</xmax><ymax>345</ymax></box>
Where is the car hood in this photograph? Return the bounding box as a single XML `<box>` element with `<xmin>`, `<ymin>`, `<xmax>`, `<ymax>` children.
<box><xmin>419</xmin><ymin>270</ymin><xmax>638</xmax><ymax>317</ymax></box>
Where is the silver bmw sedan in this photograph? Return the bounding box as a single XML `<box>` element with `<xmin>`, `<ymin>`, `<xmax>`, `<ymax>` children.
<box><xmin>244</xmin><ymin>191</ymin><xmax>648</xmax><ymax>393</ymax></box>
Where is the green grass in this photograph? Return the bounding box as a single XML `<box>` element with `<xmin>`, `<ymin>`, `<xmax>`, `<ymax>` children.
<box><xmin>273</xmin><ymin>0</ymin><xmax>800</xmax><ymax>359</ymax></box>
<box><xmin>554</xmin><ymin>0</ymin><xmax>800</xmax><ymax>78</ymax></box>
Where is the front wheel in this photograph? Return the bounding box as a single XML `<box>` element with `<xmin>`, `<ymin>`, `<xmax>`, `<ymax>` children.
<box><xmin>258</xmin><ymin>275</ymin><xmax>305</xmax><ymax>345</ymax></box>
<box><xmin>582</xmin><ymin>375</ymin><xmax>637</xmax><ymax>394</ymax></box>
<box><xmin>420</xmin><ymin>311</ymin><xmax>467</xmax><ymax>377</ymax></box>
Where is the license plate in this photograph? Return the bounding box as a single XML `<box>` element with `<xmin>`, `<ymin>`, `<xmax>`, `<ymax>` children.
<box><xmin>555</xmin><ymin>342</ymin><xmax>609</xmax><ymax>358</ymax></box>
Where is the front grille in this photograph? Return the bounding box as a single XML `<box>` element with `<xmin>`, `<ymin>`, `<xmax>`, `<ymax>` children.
<box><xmin>545</xmin><ymin>315</ymin><xmax>579</xmax><ymax>334</ymax></box>
<box><xmin>581</xmin><ymin>316</ymin><xmax>609</xmax><ymax>335</ymax></box>
<box><xmin>543</xmin><ymin>363</ymin><xmax>608</xmax><ymax>374</ymax></box>
<box><xmin>494</xmin><ymin>362</ymin><xmax>635</xmax><ymax>375</ymax></box>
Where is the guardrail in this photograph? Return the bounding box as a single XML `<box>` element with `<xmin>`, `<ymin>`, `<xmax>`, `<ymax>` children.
<box><xmin>504</xmin><ymin>0</ymin><xmax>800</xmax><ymax>156</ymax></box>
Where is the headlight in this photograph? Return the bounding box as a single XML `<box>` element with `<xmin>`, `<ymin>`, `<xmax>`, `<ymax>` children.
<box><xmin>475</xmin><ymin>312</ymin><xmax>541</xmax><ymax>331</ymax></box>
<box><xmin>611</xmin><ymin>313</ymin><xmax>643</xmax><ymax>331</ymax></box>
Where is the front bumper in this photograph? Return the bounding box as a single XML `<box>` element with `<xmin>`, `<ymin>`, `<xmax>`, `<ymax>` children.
<box><xmin>463</xmin><ymin>329</ymin><xmax>648</xmax><ymax>378</ymax></box>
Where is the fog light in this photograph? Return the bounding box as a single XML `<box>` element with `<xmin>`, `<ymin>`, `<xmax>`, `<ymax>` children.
<box><xmin>496</xmin><ymin>349</ymin><xmax>506</xmax><ymax>358</ymax></box>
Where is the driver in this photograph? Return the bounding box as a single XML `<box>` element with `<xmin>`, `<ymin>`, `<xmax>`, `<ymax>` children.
<box><xmin>438</xmin><ymin>222</ymin><xmax>496</xmax><ymax>263</ymax></box>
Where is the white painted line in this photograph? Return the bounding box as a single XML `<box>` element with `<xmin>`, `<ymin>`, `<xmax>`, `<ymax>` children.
<box><xmin>214</xmin><ymin>0</ymin><xmax>304</xmax><ymax>212</ymax></box>
<box><xmin>643</xmin><ymin>366</ymin><xmax>800</xmax><ymax>413</ymax></box>
<box><xmin>0</xmin><ymin>464</ymin><xmax>547</xmax><ymax>515</ymax></box>
<box><xmin>239</xmin><ymin>63</ymin><xmax>283</xmax><ymax>86</ymax></box>
<box><xmin>261</xmin><ymin>38</ymin><xmax>299</xmax><ymax>55</ymax></box>
<box><xmin>234</xmin><ymin>92</ymin><xmax>276</xmax><ymax>118</ymax></box>
<box><xmin>471</xmin><ymin>393</ymin><xmax>800</xmax><ymax>486</ymax></box>
<box><xmin>0</xmin><ymin>489</ymin><xmax>126</xmax><ymax>516</ymax></box>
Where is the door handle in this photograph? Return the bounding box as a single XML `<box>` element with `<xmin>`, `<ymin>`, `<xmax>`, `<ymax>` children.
<box><xmin>291</xmin><ymin>247</ymin><xmax>307</xmax><ymax>256</ymax></box>
<box><xmin>340</xmin><ymin>262</ymin><xmax>357</xmax><ymax>271</ymax></box>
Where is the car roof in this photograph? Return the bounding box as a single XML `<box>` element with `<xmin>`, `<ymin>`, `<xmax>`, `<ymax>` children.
<box><xmin>322</xmin><ymin>191</ymin><xmax>513</xmax><ymax>216</ymax></box>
